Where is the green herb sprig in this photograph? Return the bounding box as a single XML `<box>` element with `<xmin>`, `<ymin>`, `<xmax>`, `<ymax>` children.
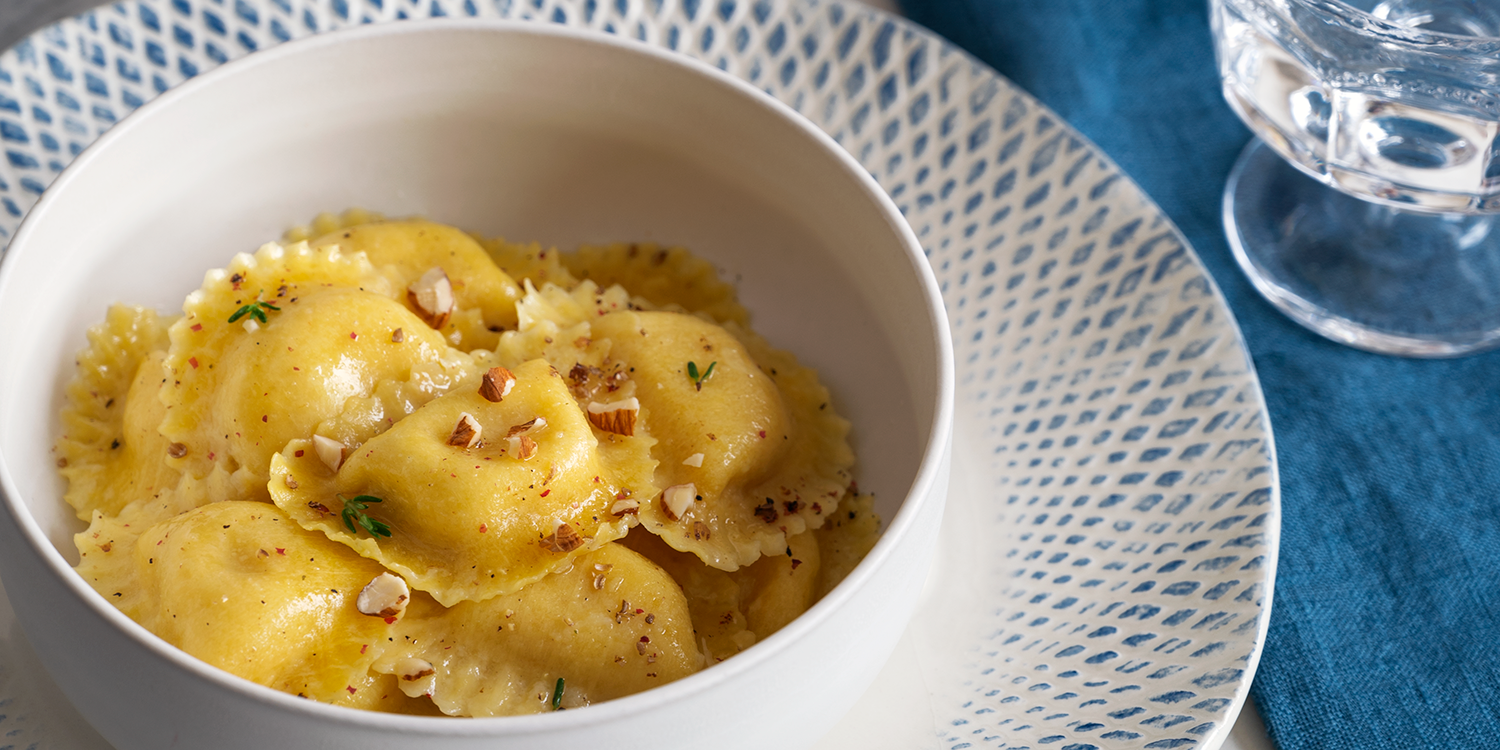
<box><xmin>228</xmin><ymin>293</ymin><xmax>281</xmax><ymax>325</ymax></box>
<box><xmin>550</xmin><ymin>677</ymin><xmax>566</xmax><ymax>711</ymax></box>
<box><xmin>339</xmin><ymin>495</ymin><xmax>392</xmax><ymax>538</ymax></box>
<box><xmin>687</xmin><ymin>360</ymin><xmax>717</xmax><ymax>391</ymax></box>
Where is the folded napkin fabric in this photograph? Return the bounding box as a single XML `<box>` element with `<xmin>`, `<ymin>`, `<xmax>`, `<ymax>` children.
<box><xmin>895</xmin><ymin>0</ymin><xmax>1500</xmax><ymax>747</ymax></box>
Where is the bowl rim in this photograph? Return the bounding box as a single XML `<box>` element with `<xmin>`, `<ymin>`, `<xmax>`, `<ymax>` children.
<box><xmin>0</xmin><ymin>16</ymin><xmax>956</xmax><ymax>732</ymax></box>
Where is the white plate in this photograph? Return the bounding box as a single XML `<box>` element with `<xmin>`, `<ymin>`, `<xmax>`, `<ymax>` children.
<box><xmin>0</xmin><ymin>1</ymin><xmax>1279</xmax><ymax>748</ymax></box>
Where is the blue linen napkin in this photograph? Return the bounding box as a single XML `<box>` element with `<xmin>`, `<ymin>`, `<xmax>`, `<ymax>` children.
<box><xmin>894</xmin><ymin>0</ymin><xmax>1500</xmax><ymax>747</ymax></box>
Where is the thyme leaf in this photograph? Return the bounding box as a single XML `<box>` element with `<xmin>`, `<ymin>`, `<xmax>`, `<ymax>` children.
<box><xmin>228</xmin><ymin>293</ymin><xmax>282</xmax><ymax>325</ymax></box>
<box><xmin>551</xmin><ymin>677</ymin><xmax>566</xmax><ymax>711</ymax></box>
<box><xmin>687</xmin><ymin>360</ymin><xmax>717</xmax><ymax>391</ymax></box>
<box><xmin>339</xmin><ymin>494</ymin><xmax>392</xmax><ymax>538</ymax></box>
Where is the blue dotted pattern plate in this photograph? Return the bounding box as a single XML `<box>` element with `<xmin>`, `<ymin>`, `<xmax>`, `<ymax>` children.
<box><xmin>0</xmin><ymin>2</ymin><xmax>1279</xmax><ymax>749</ymax></box>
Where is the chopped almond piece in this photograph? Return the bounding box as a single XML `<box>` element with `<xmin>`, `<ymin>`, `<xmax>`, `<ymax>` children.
<box><xmin>356</xmin><ymin>572</ymin><xmax>409</xmax><ymax>619</ymax></box>
<box><xmin>681</xmin><ymin>452</ymin><xmax>704</xmax><ymax>467</ymax></box>
<box><xmin>447</xmin><ymin>412</ymin><xmax>483</xmax><ymax>449</ymax></box>
<box><xmin>395</xmin><ymin>657</ymin><xmax>435</xmax><ymax>681</ymax></box>
<box><xmin>660</xmin><ymin>483</ymin><xmax>696</xmax><ymax>521</ymax></box>
<box><xmin>506</xmin><ymin>417</ymin><xmax>547</xmax><ymax>437</ymax></box>
<box><xmin>542</xmin><ymin>520</ymin><xmax>584</xmax><ymax>553</ymax></box>
<box><xmin>479</xmin><ymin>366</ymin><xmax>516</xmax><ymax>402</ymax></box>
<box><xmin>505</xmin><ymin>434</ymin><xmax>538</xmax><ymax>461</ymax></box>
<box><xmin>586</xmin><ymin>397</ymin><xmax>640</xmax><ymax>436</ymax></box>
<box><xmin>313</xmin><ymin>434</ymin><xmax>346</xmax><ymax>472</ymax></box>
<box><xmin>406</xmin><ymin>267</ymin><xmax>454</xmax><ymax>329</ymax></box>
<box><xmin>610</xmin><ymin>498</ymin><xmax>640</xmax><ymax>516</ymax></box>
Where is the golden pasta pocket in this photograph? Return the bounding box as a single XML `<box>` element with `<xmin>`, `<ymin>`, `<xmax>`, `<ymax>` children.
<box><xmin>621</xmin><ymin>523</ymin><xmax>821</xmax><ymax>663</ymax></box>
<box><xmin>593</xmin><ymin>311</ymin><xmax>854</xmax><ymax>571</ymax></box>
<box><xmin>269</xmin><ymin>358</ymin><xmax>650</xmax><ymax>606</ymax></box>
<box><xmin>55</xmin><ymin>305</ymin><xmax>178</xmax><ymax>521</ymax></box>
<box><xmin>813</xmin><ymin>491</ymin><xmax>882</xmax><ymax>600</ymax></box>
<box><xmin>309</xmin><ymin>219</ymin><xmax>524</xmax><ymax>351</ymax></box>
<box><xmin>126</xmin><ymin>502</ymin><xmax>399</xmax><ymax>704</ymax></box>
<box><xmin>58</xmin><ymin>217</ymin><xmax>879</xmax><ymax>717</ymax></box>
<box><xmin>163</xmin><ymin>259</ymin><xmax>474</xmax><ymax>505</ymax></box>
<box><xmin>373</xmin><ymin>544</ymin><xmax>700</xmax><ymax>716</ymax></box>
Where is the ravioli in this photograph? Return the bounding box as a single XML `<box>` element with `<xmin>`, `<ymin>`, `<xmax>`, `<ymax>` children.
<box><xmin>622</xmin><ymin>526</ymin><xmax>820</xmax><ymax>663</ymax></box>
<box><xmin>75</xmin><ymin>506</ymin><xmax>155</xmax><ymax>620</ymax></box>
<box><xmin>94</xmin><ymin>502</ymin><xmax>400</xmax><ymax>703</ymax></box>
<box><xmin>61</xmin><ymin>217</ymin><xmax>877</xmax><ymax>717</ymax></box>
<box><xmin>164</xmin><ymin>272</ymin><xmax>474</xmax><ymax>504</ymax></box>
<box><xmin>269</xmin><ymin>358</ymin><xmax>651</xmax><ymax>606</ymax></box>
<box><xmin>736</xmin><ymin>528</ymin><xmax>822</xmax><ymax>638</ymax></box>
<box><xmin>373</xmin><ymin>544</ymin><xmax>699</xmax><ymax>716</ymax></box>
<box><xmin>594</xmin><ymin>311</ymin><xmax>853</xmax><ymax>570</ymax></box>
<box><xmin>813</xmin><ymin>492</ymin><xmax>881</xmax><ymax>600</ymax></box>
<box><xmin>309</xmin><ymin>220</ymin><xmax>523</xmax><ymax>351</ymax></box>
<box><xmin>56</xmin><ymin>305</ymin><xmax>179</xmax><ymax>521</ymax></box>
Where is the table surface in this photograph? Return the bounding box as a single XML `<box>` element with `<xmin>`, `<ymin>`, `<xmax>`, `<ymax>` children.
<box><xmin>0</xmin><ymin>0</ymin><xmax>1278</xmax><ymax>748</ymax></box>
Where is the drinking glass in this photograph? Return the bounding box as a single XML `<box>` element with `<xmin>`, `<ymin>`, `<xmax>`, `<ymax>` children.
<box><xmin>1212</xmin><ymin>0</ymin><xmax>1500</xmax><ymax>357</ymax></box>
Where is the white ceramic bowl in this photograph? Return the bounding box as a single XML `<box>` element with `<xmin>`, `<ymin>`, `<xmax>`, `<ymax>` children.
<box><xmin>0</xmin><ymin>18</ymin><xmax>952</xmax><ymax>750</ymax></box>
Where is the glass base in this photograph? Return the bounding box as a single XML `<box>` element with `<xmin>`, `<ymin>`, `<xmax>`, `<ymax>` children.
<box><xmin>1224</xmin><ymin>139</ymin><xmax>1500</xmax><ymax>357</ymax></box>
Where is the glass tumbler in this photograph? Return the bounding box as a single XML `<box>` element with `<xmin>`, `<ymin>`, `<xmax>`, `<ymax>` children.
<box><xmin>1212</xmin><ymin>0</ymin><xmax>1500</xmax><ymax>357</ymax></box>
